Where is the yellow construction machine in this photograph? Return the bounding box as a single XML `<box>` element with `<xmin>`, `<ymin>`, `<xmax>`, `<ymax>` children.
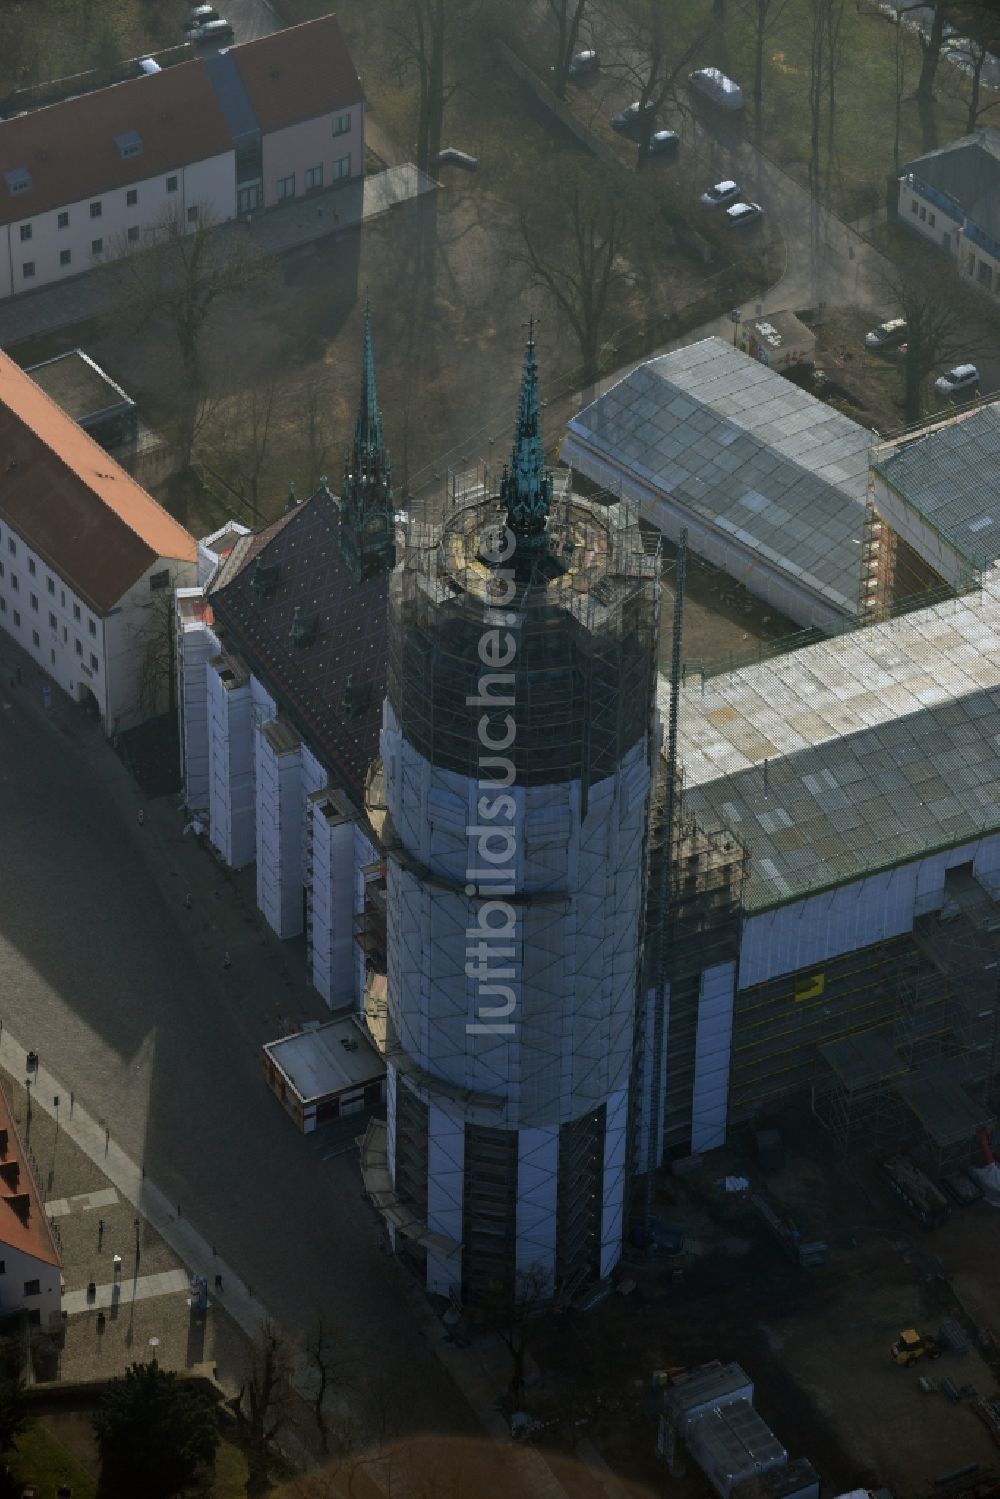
<box><xmin>889</xmin><ymin>1328</ymin><xmax>942</xmax><ymax>1366</ymax></box>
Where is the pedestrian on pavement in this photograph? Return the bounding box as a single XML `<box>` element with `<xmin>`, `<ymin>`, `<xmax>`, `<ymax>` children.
<box><xmin>215</xmin><ymin>1273</ymin><xmax>223</xmax><ymax>1292</ymax></box>
<box><xmin>222</xmin><ymin>951</ymin><xmax>232</xmax><ymax>970</ymax></box>
<box><xmin>97</xmin><ymin>1218</ymin><xmax>104</xmax><ymax>1245</ymax></box>
<box><xmin>137</xmin><ymin>808</ymin><xmax>145</xmax><ymax>826</ymax></box>
<box><xmin>183</xmin><ymin>892</ymin><xmax>193</xmax><ymax>910</ymax></box>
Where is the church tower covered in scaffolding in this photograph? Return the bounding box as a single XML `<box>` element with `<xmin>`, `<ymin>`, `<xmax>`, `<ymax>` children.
<box><xmin>365</xmin><ymin>336</ymin><xmax>661</xmax><ymax>1301</ymax></box>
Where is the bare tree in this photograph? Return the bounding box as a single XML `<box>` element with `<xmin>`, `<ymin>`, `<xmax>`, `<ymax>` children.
<box><xmin>548</xmin><ymin>0</ymin><xmax>589</xmax><ymax>99</ymax></box>
<box><xmin>389</xmin><ymin>0</ymin><xmax>480</xmax><ymax>173</ymax></box>
<box><xmin>299</xmin><ymin>1313</ymin><xmax>354</xmax><ymax>1456</ymax></box>
<box><xmin>111</xmin><ymin>210</ymin><xmax>272</xmax><ymax>471</ymax></box>
<box><xmin>235</xmin><ymin>1319</ymin><xmax>297</xmax><ymax>1494</ymax></box>
<box><xmin>131</xmin><ymin>582</ymin><xmax>179</xmax><ymax>724</ymax></box>
<box><xmin>607</xmin><ymin>0</ymin><xmax>710</xmax><ymax>164</ymax></box>
<box><xmin>196</xmin><ymin>382</ymin><xmax>280</xmax><ymax>519</ymax></box>
<box><xmin>806</xmin><ymin>0</ymin><xmax>847</xmax><ymax>196</ymax></box>
<box><xmin>740</xmin><ymin>0</ymin><xmax>793</xmax><ymax>142</ymax></box>
<box><xmin>882</xmin><ymin>242</ymin><xmax>997</xmax><ymax>422</ymax></box>
<box><xmin>912</xmin><ymin>0</ymin><xmax>954</xmax><ymax>107</ymax></box>
<box><xmin>301</xmin><ymin>375</ymin><xmax>335</xmax><ymax>495</ymax></box>
<box><xmin>513</xmin><ymin>164</ymin><xmax>632</xmax><ymax>386</ymax></box>
<box><xmin>477</xmin><ymin>1263</ymin><xmax>552</xmax><ymax>1407</ymax></box>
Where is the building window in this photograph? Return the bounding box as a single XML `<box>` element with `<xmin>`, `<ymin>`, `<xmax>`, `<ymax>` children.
<box><xmin>89</xmin><ymin>618</ymin><xmax>96</xmax><ymax>637</ymax></box>
<box><xmin>167</xmin><ymin>175</ymin><xmax>178</xmax><ymax>193</ymax></box>
<box><xmin>919</xmin><ymin>205</ymin><xmax>927</xmax><ymax>221</ymax></box>
<box><xmin>0</xmin><ymin>561</ymin><xmax>4</xmax><ymax>577</ymax></box>
<box><xmin>277</xmin><ymin>173</ymin><xmax>295</xmax><ymax>201</ymax></box>
<box><xmin>12</xmin><ymin>611</ymin><xmax>19</xmax><ymax>628</ymax></box>
<box><xmin>127</xmin><ymin>188</ymin><xmax>138</xmax><ymax>207</ymax></box>
<box><xmin>23</xmin><ymin>1280</ymin><xmax>39</xmax><ymax>1297</ymax></box>
<box><xmin>11</xmin><ymin>574</ymin><xmax>18</xmax><ymax>591</ymax></box>
<box><xmin>332</xmin><ymin>154</ymin><xmax>351</xmax><ymax>182</ymax></box>
<box><xmin>911</xmin><ymin>198</ymin><xmax>918</xmax><ymax>214</ymax></box>
<box><xmin>978</xmin><ymin>261</ymin><xmax>993</xmax><ymax>289</ymax></box>
<box><xmin>73</xmin><ymin>603</ymin><xmax>81</xmax><ymax>621</ymax></box>
<box><xmin>332</xmin><ymin>112</ymin><xmax>351</xmax><ymax>136</ymax></box>
<box><xmin>75</xmin><ymin>639</ymin><xmax>82</xmax><ymax>657</ymax></box>
<box><xmin>30</xmin><ymin>593</ymin><xmax>37</xmax><ymax>611</ymax></box>
<box><xmin>90</xmin><ymin>201</ymin><xmax>102</xmax><ymax>218</ymax></box>
<box><xmin>90</xmin><ymin>653</ymin><xmax>99</xmax><ymax>671</ymax></box>
<box><xmin>62</xmin><ymin>627</ymin><xmax>67</xmax><ymax>642</ymax></box>
<box><xmin>0</xmin><ymin>599</ymin><xmax>6</xmax><ymax>614</ymax></box>
<box><xmin>187</xmin><ymin>206</ymin><xmax>198</xmax><ymax>223</ymax></box>
<box><xmin>60</xmin><ymin>590</ymin><xmax>65</xmax><ymax>606</ymax></box>
<box><xmin>48</xmin><ymin>612</ymin><xmax>56</xmax><ymax>629</ymax></box>
<box><xmin>6</xmin><ymin>539</ymin><xmax>13</xmax><ymax>555</ymax></box>
<box><xmin>0</xmin><ymin>1261</ymin><xmax>5</xmax><ymax>1274</ymax></box>
<box><xmin>31</xmin><ymin>631</ymin><xmax>39</xmax><ymax>648</ymax></box>
<box><xmin>91</xmin><ymin>239</ymin><xmax>103</xmax><ymax>256</ymax></box>
<box><xmin>19</xmin><ymin>224</ymin><xmax>31</xmax><ymax>242</ymax></box>
<box><xmin>27</xmin><ymin>558</ymin><xmax>35</xmax><ymax>575</ymax></box>
<box><xmin>304</xmin><ymin>164</ymin><xmax>323</xmax><ymax>191</ymax></box>
<box><xmin>47</xmin><ymin>577</ymin><xmax>54</xmax><ymax>594</ymax></box>
<box><xmin>58</xmin><ymin>211</ymin><xmax>69</xmax><ymax>229</ymax></box>
<box><xmin>149</xmin><ymin>570</ymin><xmax>169</xmax><ymax>591</ymax></box>
<box><xmin>50</xmin><ymin>650</ymin><xmax>54</xmax><ymax>665</ymax></box>
<box><xmin>928</xmin><ymin>212</ymin><xmax>936</xmax><ymax>228</ymax></box>
<box><xmin>22</xmin><ymin>262</ymin><xmax>34</xmax><ymax>279</ymax></box>
<box><xmin>60</xmin><ymin>249</ymin><xmax>71</xmax><ymax>267</ymax></box>
<box><xmin>128</xmin><ymin>226</ymin><xmax>140</xmax><ymax>243</ymax></box>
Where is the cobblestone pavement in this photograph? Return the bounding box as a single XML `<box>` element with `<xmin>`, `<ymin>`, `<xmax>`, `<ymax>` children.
<box><xmin>0</xmin><ymin>635</ymin><xmax>477</xmax><ymax>1445</ymax></box>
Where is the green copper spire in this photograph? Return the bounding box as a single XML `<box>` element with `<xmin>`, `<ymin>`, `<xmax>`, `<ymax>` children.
<box><xmin>501</xmin><ymin>323</ymin><xmax>553</xmax><ymax>545</ymax></box>
<box><xmin>354</xmin><ymin>299</ymin><xmax>384</xmax><ymax>458</ymax></box>
<box><xmin>339</xmin><ymin>301</ymin><xmax>395</xmax><ymax>582</ymax></box>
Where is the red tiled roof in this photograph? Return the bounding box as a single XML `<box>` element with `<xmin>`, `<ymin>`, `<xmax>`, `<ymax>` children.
<box><xmin>0</xmin><ymin>350</ymin><xmax>196</xmax><ymax>614</ymax></box>
<box><xmin>0</xmin><ymin>1080</ymin><xmax>60</xmax><ymax>1269</ymax></box>
<box><xmin>231</xmin><ymin>14</ymin><xmax>364</xmax><ymax>135</ymax></box>
<box><xmin>0</xmin><ymin>62</ymin><xmax>234</xmax><ymax>229</ymax></box>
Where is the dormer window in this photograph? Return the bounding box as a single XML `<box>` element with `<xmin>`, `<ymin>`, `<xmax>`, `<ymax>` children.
<box><xmin>3</xmin><ymin>167</ymin><xmax>32</xmax><ymax>196</ymax></box>
<box><xmin>114</xmin><ymin>131</ymin><xmax>144</xmax><ymax>159</ymax></box>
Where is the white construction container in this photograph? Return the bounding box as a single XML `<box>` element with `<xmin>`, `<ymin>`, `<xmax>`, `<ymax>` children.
<box><xmin>687</xmin><ymin>1400</ymin><xmax>787</xmax><ymax>1499</ymax></box>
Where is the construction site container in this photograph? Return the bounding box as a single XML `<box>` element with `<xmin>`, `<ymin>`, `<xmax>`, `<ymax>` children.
<box><xmin>880</xmin><ymin>1155</ymin><xmax>951</xmax><ymax>1230</ymax></box>
<box><xmin>687</xmin><ymin>1400</ymin><xmax>788</xmax><ymax>1499</ymax></box>
<box><xmin>733</xmin><ymin>1457</ymin><xmax>820</xmax><ymax>1499</ymax></box>
<box><xmin>664</xmin><ymin>1362</ymin><xmax>754</xmax><ymax>1434</ymax></box>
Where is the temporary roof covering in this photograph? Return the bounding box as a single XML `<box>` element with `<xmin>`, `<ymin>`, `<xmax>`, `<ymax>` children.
<box><xmin>565</xmin><ymin>338</ymin><xmax>871</xmax><ymax>621</ymax></box>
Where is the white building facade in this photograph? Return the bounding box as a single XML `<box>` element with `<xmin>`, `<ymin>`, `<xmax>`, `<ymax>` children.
<box><xmin>0</xmin><ymin>349</ymin><xmax>196</xmax><ymax>730</ymax></box>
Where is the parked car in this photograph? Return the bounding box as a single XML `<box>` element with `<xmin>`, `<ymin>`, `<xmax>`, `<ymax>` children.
<box><xmin>934</xmin><ymin>363</ymin><xmax>980</xmax><ymax>396</ymax></box>
<box><xmin>182</xmin><ymin>5</ymin><xmax>219</xmax><ymax>31</ymax></box>
<box><xmin>137</xmin><ymin>57</ymin><xmax>161</xmax><ymax>75</ymax></box>
<box><xmin>688</xmin><ymin>67</ymin><xmax>744</xmax><ymax>111</ymax></box>
<box><xmin>864</xmin><ymin>318</ymin><xmax>907</xmax><ymax>351</ymax></box>
<box><xmin>700</xmin><ymin>180</ymin><xmax>740</xmax><ymax>207</ymax></box>
<box><xmin>611</xmin><ymin>101</ymin><xmax>654</xmax><ymax>135</ymax></box>
<box><xmin>567</xmin><ymin>49</ymin><xmax>599</xmax><ymax>80</ymax></box>
<box><xmin>646</xmin><ymin>129</ymin><xmax>680</xmax><ymax>158</ymax></box>
<box><xmin>190</xmin><ymin>17</ymin><xmax>234</xmax><ymax>42</ymax></box>
<box><xmin>726</xmin><ymin>201</ymin><xmax>764</xmax><ymax>227</ymax></box>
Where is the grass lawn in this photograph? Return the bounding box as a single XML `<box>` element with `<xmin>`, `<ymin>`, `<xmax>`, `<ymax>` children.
<box><xmin>5</xmin><ymin>1420</ymin><xmax>98</xmax><ymax>1499</ymax></box>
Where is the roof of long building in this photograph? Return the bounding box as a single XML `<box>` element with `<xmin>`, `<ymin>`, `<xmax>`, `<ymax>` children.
<box><xmin>0</xmin><ymin>15</ymin><xmax>363</xmax><ymax>229</ymax></box>
<box><xmin>904</xmin><ymin>127</ymin><xmax>1000</xmax><ymax>242</ymax></box>
<box><xmin>0</xmin><ymin>1081</ymin><xmax>60</xmax><ymax>1269</ymax></box>
<box><xmin>566</xmin><ymin>338</ymin><xmax>871</xmax><ymax>620</ymax></box>
<box><xmin>671</xmin><ymin>569</ymin><xmax>1000</xmax><ymax>912</ymax></box>
<box><xmin>0</xmin><ymin>350</ymin><xmax>196</xmax><ymax>613</ymax></box>
<box><xmin>208</xmin><ymin>487</ymin><xmax>386</xmax><ymax>803</ymax></box>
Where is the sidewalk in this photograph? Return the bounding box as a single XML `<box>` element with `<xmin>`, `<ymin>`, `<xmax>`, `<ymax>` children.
<box><xmin>0</xmin><ymin>164</ymin><xmax>437</xmax><ymax>349</ymax></box>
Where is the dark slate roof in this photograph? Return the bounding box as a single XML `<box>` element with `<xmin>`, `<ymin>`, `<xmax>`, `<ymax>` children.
<box><xmin>904</xmin><ymin>127</ymin><xmax>1000</xmax><ymax>242</ymax></box>
<box><xmin>208</xmin><ymin>490</ymin><xmax>387</xmax><ymax>804</ymax></box>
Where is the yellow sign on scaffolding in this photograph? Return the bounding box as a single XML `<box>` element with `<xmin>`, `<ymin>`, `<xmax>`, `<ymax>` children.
<box><xmin>794</xmin><ymin>973</ymin><xmax>825</xmax><ymax>1002</ymax></box>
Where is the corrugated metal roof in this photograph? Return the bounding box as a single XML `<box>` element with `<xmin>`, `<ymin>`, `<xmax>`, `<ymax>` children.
<box><xmin>873</xmin><ymin>401</ymin><xmax>1000</xmax><ymax>571</ymax></box>
<box><xmin>567</xmin><ymin>339</ymin><xmax>870</xmax><ymax>618</ymax></box>
<box><xmin>673</xmin><ymin>566</ymin><xmax>1000</xmax><ymax>911</ymax></box>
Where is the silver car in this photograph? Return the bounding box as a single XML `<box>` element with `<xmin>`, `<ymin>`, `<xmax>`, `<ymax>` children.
<box><xmin>701</xmin><ymin>180</ymin><xmax>740</xmax><ymax>207</ymax></box>
<box><xmin>934</xmin><ymin>363</ymin><xmax>980</xmax><ymax>396</ymax></box>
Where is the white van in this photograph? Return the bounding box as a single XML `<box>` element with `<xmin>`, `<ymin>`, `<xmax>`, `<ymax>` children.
<box><xmin>688</xmin><ymin>67</ymin><xmax>744</xmax><ymax>112</ymax></box>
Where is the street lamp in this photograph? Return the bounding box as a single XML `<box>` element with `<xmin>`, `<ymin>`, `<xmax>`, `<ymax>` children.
<box><xmin>134</xmin><ymin>1217</ymin><xmax>141</xmax><ymax>1268</ymax></box>
<box><xmin>24</xmin><ymin>1077</ymin><xmax>32</xmax><ymax>1123</ymax></box>
<box><xmin>731</xmin><ymin>307</ymin><xmax>742</xmax><ymax>348</ymax></box>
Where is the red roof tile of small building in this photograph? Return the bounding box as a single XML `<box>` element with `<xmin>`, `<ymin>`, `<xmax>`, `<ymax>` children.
<box><xmin>0</xmin><ymin>350</ymin><xmax>196</xmax><ymax>614</ymax></box>
<box><xmin>0</xmin><ymin>1081</ymin><xmax>61</xmax><ymax>1269</ymax></box>
<box><xmin>230</xmin><ymin>15</ymin><xmax>364</xmax><ymax>135</ymax></box>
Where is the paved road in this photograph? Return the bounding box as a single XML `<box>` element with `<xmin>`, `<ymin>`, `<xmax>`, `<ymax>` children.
<box><xmin>0</xmin><ymin>643</ymin><xmax>477</xmax><ymax>1444</ymax></box>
